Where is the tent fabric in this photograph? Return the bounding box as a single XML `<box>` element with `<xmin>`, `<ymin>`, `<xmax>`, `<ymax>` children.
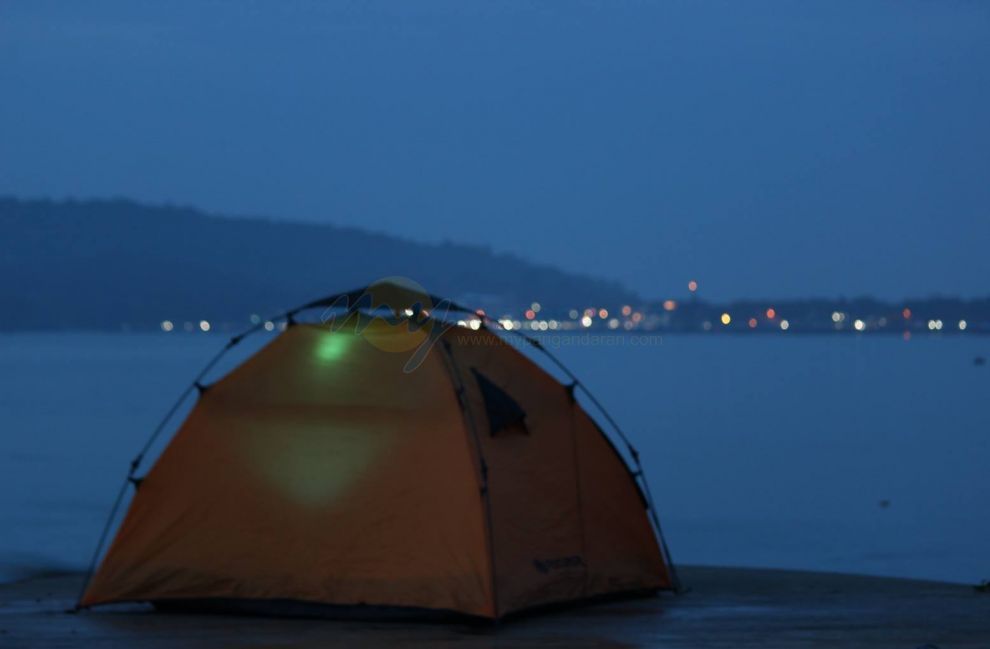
<box><xmin>470</xmin><ymin>367</ymin><xmax>528</xmax><ymax>437</ymax></box>
<box><xmin>80</xmin><ymin>320</ymin><xmax>672</xmax><ymax>619</ymax></box>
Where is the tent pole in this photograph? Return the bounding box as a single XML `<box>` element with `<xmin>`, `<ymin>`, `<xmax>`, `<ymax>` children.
<box><xmin>476</xmin><ymin>318</ymin><xmax>684</xmax><ymax>593</ymax></box>
<box><xmin>74</xmin><ymin>314</ymin><xmax>284</xmax><ymax>609</ymax></box>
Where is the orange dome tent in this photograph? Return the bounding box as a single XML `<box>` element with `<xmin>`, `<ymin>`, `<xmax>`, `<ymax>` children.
<box><xmin>78</xmin><ymin>280</ymin><xmax>678</xmax><ymax>620</ymax></box>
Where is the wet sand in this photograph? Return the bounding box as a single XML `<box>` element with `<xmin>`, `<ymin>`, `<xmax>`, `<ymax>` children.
<box><xmin>1</xmin><ymin>566</ymin><xmax>987</xmax><ymax>648</ymax></box>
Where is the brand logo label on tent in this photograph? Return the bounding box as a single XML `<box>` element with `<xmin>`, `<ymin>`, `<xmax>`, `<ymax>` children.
<box><xmin>533</xmin><ymin>555</ymin><xmax>585</xmax><ymax>574</ymax></box>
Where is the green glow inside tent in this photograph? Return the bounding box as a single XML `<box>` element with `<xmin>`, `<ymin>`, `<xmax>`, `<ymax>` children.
<box><xmin>315</xmin><ymin>333</ymin><xmax>351</xmax><ymax>363</ymax></box>
<box><xmin>247</xmin><ymin>421</ymin><xmax>385</xmax><ymax>508</ymax></box>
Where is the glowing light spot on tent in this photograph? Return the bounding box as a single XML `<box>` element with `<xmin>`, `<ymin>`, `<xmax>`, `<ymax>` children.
<box><xmin>160</xmin><ymin>320</ymin><xmax>174</xmax><ymax>332</ymax></box>
<box><xmin>688</xmin><ymin>280</ymin><xmax>698</xmax><ymax>292</ymax></box>
<box><xmin>581</xmin><ymin>315</ymin><xmax>593</xmax><ymax>328</ymax></box>
<box><xmin>854</xmin><ymin>319</ymin><xmax>865</xmax><ymax>331</ymax></box>
<box><xmin>247</xmin><ymin>422</ymin><xmax>385</xmax><ymax>508</ymax></box>
<box><xmin>766</xmin><ymin>308</ymin><xmax>776</xmax><ymax>319</ymax></box>
<box><xmin>959</xmin><ymin>320</ymin><xmax>967</xmax><ymax>331</ymax></box>
<box><xmin>663</xmin><ymin>300</ymin><xmax>676</xmax><ymax>311</ymax></box>
<box><xmin>748</xmin><ymin>318</ymin><xmax>757</xmax><ymax>328</ymax></box>
<box><xmin>315</xmin><ymin>334</ymin><xmax>350</xmax><ymax>363</ymax></box>
<box><xmin>780</xmin><ymin>319</ymin><xmax>790</xmax><ymax>330</ymax></box>
<box><xmin>720</xmin><ymin>313</ymin><xmax>731</xmax><ymax>325</ymax></box>
<box><xmin>199</xmin><ymin>320</ymin><xmax>211</xmax><ymax>332</ymax></box>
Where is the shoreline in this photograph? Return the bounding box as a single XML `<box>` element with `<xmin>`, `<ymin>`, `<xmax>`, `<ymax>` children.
<box><xmin>2</xmin><ymin>565</ymin><xmax>987</xmax><ymax>648</ymax></box>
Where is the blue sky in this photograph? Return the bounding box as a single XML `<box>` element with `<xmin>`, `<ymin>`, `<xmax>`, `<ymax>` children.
<box><xmin>1</xmin><ymin>1</ymin><xmax>988</xmax><ymax>300</ymax></box>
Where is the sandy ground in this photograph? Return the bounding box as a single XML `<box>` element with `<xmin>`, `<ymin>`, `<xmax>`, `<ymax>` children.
<box><xmin>1</xmin><ymin>566</ymin><xmax>987</xmax><ymax>648</ymax></box>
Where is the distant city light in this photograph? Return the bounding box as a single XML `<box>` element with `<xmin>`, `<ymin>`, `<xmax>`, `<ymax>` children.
<box><xmin>403</xmin><ymin>308</ymin><xmax>414</xmax><ymax>317</ymax></box>
<box><xmin>766</xmin><ymin>308</ymin><xmax>776</xmax><ymax>319</ymax></box>
<box><xmin>632</xmin><ymin>312</ymin><xmax>643</xmax><ymax>323</ymax></box>
<box><xmin>598</xmin><ymin>308</ymin><xmax>608</xmax><ymax>319</ymax></box>
<box><xmin>249</xmin><ymin>314</ymin><xmax>261</xmax><ymax>324</ymax></box>
<box><xmin>568</xmin><ymin>309</ymin><xmax>579</xmax><ymax>319</ymax></box>
<box><xmin>457</xmin><ymin>320</ymin><xmax>468</xmax><ymax>328</ymax></box>
<box><xmin>780</xmin><ymin>319</ymin><xmax>790</xmax><ymax>331</ymax></box>
<box><xmin>928</xmin><ymin>319</ymin><xmax>944</xmax><ymax>331</ymax></box>
<box><xmin>688</xmin><ymin>280</ymin><xmax>698</xmax><ymax>292</ymax></box>
<box><xmin>959</xmin><ymin>320</ymin><xmax>967</xmax><ymax>331</ymax></box>
<box><xmin>530</xmin><ymin>302</ymin><xmax>541</xmax><ymax>313</ymax></box>
<box><xmin>663</xmin><ymin>299</ymin><xmax>677</xmax><ymax>311</ymax></box>
<box><xmin>160</xmin><ymin>320</ymin><xmax>174</xmax><ymax>332</ymax></box>
<box><xmin>500</xmin><ymin>319</ymin><xmax>514</xmax><ymax>330</ymax></box>
<box><xmin>621</xmin><ymin>305</ymin><xmax>632</xmax><ymax>317</ymax></box>
<box><xmin>264</xmin><ymin>321</ymin><xmax>275</xmax><ymax>331</ymax></box>
<box><xmin>199</xmin><ymin>320</ymin><xmax>211</xmax><ymax>332</ymax></box>
<box><xmin>720</xmin><ymin>313</ymin><xmax>731</xmax><ymax>325</ymax></box>
<box><xmin>702</xmin><ymin>320</ymin><xmax>712</xmax><ymax>331</ymax></box>
<box><xmin>584</xmin><ymin>308</ymin><xmax>595</xmax><ymax>318</ymax></box>
<box><xmin>831</xmin><ymin>311</ymin><xmax>844</xmax><ymax>323</ymax></box>
<box><xmin>548</xmin><ymin>320</ymin><xmax>559</xmax><ymax>330</ymax></box>
<box><xmin>581</xmin><ymin>315</ymin><xmax>593</xmax><ymax>328</ymax></box>
<box><xmin>854</xmin><ymin>319</ymin><xmax>865</xmax><ymax>331</ymax></box>
<box><xmin>748</xmin><ymin>318</ymin><xmax>757</xmax><ymax>328</ymax></box>
<box><xmin>469</xmin><ymin>319</ymin><xmax>482</xmax><ymax>330</ymax></box>
<box><xmin>902</xmin><ymin>308</ymin><xmax>911</xmax><ymax>319</ymax></box>
<box><xmin>936</xmin><ymin>319</ymin><xmax>943</xmax><ymax>330</ymax></box>
<box><xmin>608</xmin><ymin>318</ymin><xmax>620</xmax><ymax>330</ymax></box>
<box><xmin>525</xmin><ymin>309</ymin><xmax>536</xmax><ymax>320</ymax></box>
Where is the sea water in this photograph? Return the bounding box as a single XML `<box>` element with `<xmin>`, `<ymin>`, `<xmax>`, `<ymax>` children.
<box><xmin>0</xmin><ymin>332</ymin><xmax>987</xmax><ymax>584</ymax></box>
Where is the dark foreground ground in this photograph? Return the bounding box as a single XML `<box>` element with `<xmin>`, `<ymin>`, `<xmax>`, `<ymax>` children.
<box><xmin>1</xmin><ymin>566</ymin><xmax>987</xmax><ymax>648</ymax></box>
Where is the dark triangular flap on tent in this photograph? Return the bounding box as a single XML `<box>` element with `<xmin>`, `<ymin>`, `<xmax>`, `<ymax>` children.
<box><xmin>470</xmin><ymin>368</ymin><xmax>527</xmax><ymax>436</ymax></box>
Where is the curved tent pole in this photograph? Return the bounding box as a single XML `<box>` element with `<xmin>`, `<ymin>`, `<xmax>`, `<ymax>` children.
<box><xmin>79</xmin><ymin>282</ymin><xmax>681</xmax><ymax>607</ymax></box>
<box><xmin>75</xmin><ymin>314</ymin><xmax>288</xmax><ymax>609</ymax></box>
<box><xmin>467</xmin><ymin>317</ymin><xmax>683</xmax><ymax>593</ymax></box>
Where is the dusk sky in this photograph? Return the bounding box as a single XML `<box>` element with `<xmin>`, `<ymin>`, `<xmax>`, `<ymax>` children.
<box><xmin>1</xmin><ymin>1</ymin><xmax>988</xmax><ymax>301</ymax></box>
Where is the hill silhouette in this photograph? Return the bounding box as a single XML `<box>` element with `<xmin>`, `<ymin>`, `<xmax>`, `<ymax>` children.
<box><xmin>0</xmin><ymin>197</ymin><xmax>637</xmax><ymax>331</ymax></box>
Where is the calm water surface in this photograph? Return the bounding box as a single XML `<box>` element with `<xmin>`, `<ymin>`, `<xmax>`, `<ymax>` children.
<box><xmin>1</xmin><ymin>332</ymin><xmax>987</xmax><ymax>584</ymax></box>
